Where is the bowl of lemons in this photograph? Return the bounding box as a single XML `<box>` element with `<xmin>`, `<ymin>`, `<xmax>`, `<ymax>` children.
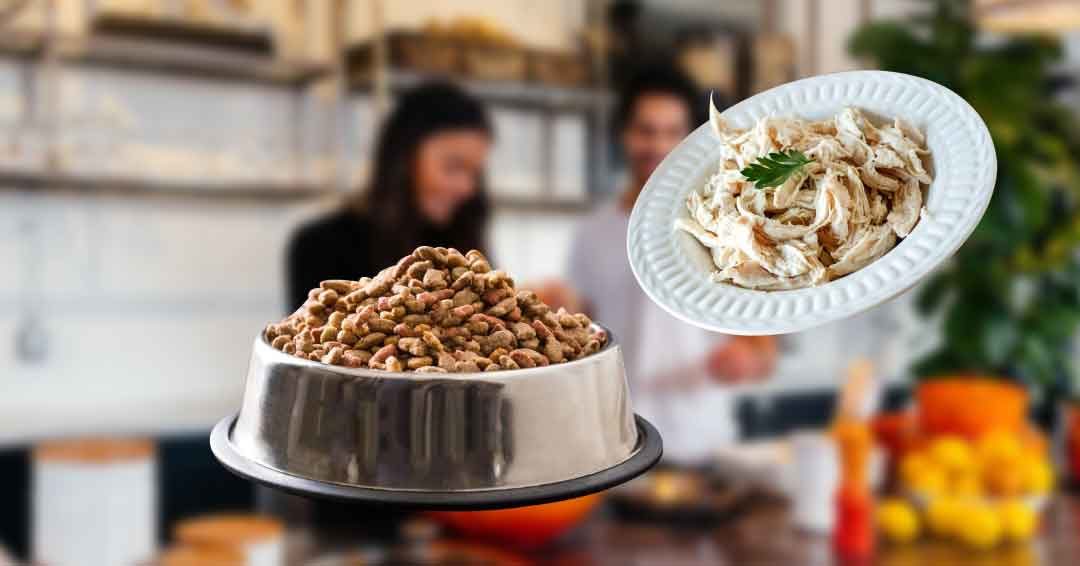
<box><xmin>876</xmin><ymin>430</ymin><xmax>1053</xmax><ymax>549</ymax></box>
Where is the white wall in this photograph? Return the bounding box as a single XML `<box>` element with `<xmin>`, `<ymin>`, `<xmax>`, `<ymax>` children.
<box><xmin>871</xmin><ymin>0</ymin><xmax>931</xmax><ymax>20</ymax></box>
<box><xmin>489</xmin><ymin>210</ymin><xmax>579</xmax><ymax>283</ymax></box>
<box><xmin>775</xmin><ymin>0</ymin><xmax>863</xmax><ymax>76</ymax></box>
<box><xmin>0</xmin><ymin>191</ymin><xmax>322</xmax><ymax>444</ymax></box>
<box><xmin>776</xmin><ymin>0</ymin><xmax>928</xmax><ymax>77</ymax></box>
<box><xmin>55</xmin><ymin>67</ymin><xmax>302</xmax><ymax>186</ymax></box>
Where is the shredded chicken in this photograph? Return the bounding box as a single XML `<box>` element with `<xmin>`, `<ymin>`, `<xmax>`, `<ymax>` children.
<box><xmin>678</xmin><ymin>104</ymin><xmax>931</xmax><ymax>291</ymax></box>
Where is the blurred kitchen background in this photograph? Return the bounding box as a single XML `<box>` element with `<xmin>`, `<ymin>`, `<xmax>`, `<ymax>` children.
<box><xmin>2</xmin><ymin>0</ymin><xmax>1080</xmax><ymax>564</ymax></box>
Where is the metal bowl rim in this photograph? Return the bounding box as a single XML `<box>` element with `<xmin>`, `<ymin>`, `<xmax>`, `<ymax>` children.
<box><xmin>256</xmin><ymin>322</ymin><xmax>618</xmax><ymax>382</ymax></box>
<box><xmin>211</xmin><ymin>412</ymin><xmax>663</xmax><ymax>509</ymax></box>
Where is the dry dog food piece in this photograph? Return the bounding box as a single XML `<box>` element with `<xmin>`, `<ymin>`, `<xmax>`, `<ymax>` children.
<box><xmin>266</xmin><ymin>247</ymin><xmax>607</xmax><ymax>373</ymax></box>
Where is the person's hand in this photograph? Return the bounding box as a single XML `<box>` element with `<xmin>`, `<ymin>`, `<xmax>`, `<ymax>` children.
<box><xmin>529</xmin><ymin>279</ymin><xmax>584</xmax><ymax>313</ymax></box>
<box><xmin>706</xmin><ymin>335</ymin><xmax>778</xmax><ymax>384</ymax></box>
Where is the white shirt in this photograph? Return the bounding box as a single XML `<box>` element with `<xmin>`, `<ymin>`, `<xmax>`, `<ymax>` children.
<box><xmin>568</xmin><ymin>202</ymin><xmax>736</xmax><ymax>462</ymax></box>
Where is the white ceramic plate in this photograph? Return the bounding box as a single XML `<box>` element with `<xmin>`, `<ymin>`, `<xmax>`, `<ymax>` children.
<box><xmin>627</xmin><ymin>71</ymin><xmax>996</xmax><ymax>335</ymax></box>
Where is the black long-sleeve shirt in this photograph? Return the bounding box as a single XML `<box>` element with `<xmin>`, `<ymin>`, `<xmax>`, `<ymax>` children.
<box><xmin>286</xmin><ymin>210</ymin><xmax>381</xmax><ymax>311</ymax></box>
<box><xmin>286</xmin><ymin>210</ymin><xmax>488</xmax><ymax>312</ymax></box>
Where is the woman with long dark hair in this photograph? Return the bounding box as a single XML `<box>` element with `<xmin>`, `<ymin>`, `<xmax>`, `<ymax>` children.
<box><xmin>287</xmin><ymin>81</ymin><xmax>492</xmax><ymax>309</ymax></box>
<box><xmin>275</xmin><ymin>81</ymin><xmax>492</xmax><ymax>529</ymax></box>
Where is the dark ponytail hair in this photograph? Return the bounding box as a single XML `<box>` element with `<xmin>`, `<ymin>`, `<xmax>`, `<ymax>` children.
<box><xmin>353</xmin><ymin>81</ymin><xmax>493</xmax><ymax>267</ymax></box>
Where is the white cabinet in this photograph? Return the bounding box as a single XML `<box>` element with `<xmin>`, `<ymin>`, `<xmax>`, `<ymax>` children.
<box><xmin>0</xmin><ymin>192</ymin><xmax>315</xmax><ymax>442</ymax></box>
<box><xmin>342</xmin><ymin>93</ymin><xmax>380</xmax><ymax>189</ymax></box>
<box><xmin>551</xmin><ymin>114</ymin><xmax>587</xmax><ymax>201</ymax></box>
<box><xmin>488</xmin><ymin>106</ymin><xmax>545</xmax><ymax>200</ymax></box>
<box><xmin>489</xmin><ymin>210</ymin><xmax>580</xmax><ymax>283</ymax></box>
<box><xmin>55</xmin><ymin>67</ymin><xmax>299</xmax><ymax>187</ymax></box>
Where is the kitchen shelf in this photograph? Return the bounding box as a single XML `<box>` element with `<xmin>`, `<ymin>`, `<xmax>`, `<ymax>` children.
<box><xmin>349</xmin><ymin>67</ymin><xmax>611</xmax><ymax>112</ymax></box>
<box><xmin>91</xmin><ymin>12</ymin><xmax>273</xmax><ymax>55</ymax></box>
<box><xmin>0</xmin><ymin>28</ymin><xmax>45</xmax><ymax>57</ymax></box>
<box><xmin>0</xmin><ymin>169</ymin><xmax>335</xmax><ymax>202</ymax></box>
<box><xmin>54</xmin><ymin>34</ymin><xmax>331</xmax><ymax>85</ymax></box>
<box><xmin>0</xmin><ymin>21</ymin><xmax>330</xmax><ymax>86</ymax></box>
<box><xmin>0</xmin><ymin>168</ymin><xmax>597</xmax><ymax>211</ymax></box>
<box><xmin>491</xmin><ymin>195</ymin><xmax>592</xmax><ymax>213</ymax></box>
<box><xmin>1</xmin><ymin>8</ymin><xmax>337</xmax><ymax>86</ymax></box>
<box><xmin>56</xmin><ymin>12</ymin><xmax>336</xmax><ymax>85</ymax></box>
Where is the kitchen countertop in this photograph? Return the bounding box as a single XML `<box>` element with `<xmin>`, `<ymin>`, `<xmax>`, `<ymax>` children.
<box><xmin>447</xmin><ymin>492</ymin><xmax>1071</xmax><ymax>561</ymax></box>
<box><xmin>300</xmin><ymin>492</ymin><xmax>1080</xmax><ymax>564</ymax></box>
<box><xmin>536</xmin><ymin>492</ymin><xmax>1080</xmax><ymax>565</ymax></box>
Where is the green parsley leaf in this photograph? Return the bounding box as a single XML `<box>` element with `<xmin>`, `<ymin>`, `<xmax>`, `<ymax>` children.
<box><xmin>740</xmin><ymin>150</ymin><xmax>815</xmax><ymax>189</ymax></box>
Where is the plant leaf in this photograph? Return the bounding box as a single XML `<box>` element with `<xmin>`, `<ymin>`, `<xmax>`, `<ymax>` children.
<box><xmin>740</xmin><ymin>150</ymin><xmax>814</xmax><ymax>190</ymax></box>
<box><xmin>915</xmin><ymin>273</ymin><xmax>952</xmax><ymax>315</ymax></box>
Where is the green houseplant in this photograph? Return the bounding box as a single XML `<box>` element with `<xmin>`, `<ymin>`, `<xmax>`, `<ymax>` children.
<box><xmin>849</xmin><ymin>0</ymin><xmax>1080</xmax><ymax>434</ymax></box>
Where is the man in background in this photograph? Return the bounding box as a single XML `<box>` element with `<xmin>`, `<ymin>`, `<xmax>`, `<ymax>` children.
<box><xmin>552</xmin><ymin>67</ymin><xmax>776</xmax><ymax>462</ymax></box>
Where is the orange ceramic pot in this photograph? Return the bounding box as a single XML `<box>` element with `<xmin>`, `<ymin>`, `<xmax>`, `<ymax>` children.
<box><xmin>428</xmin><ymin>494</ymin><xmax>603</xmax><ymax>550</ymax></box>
<box><xmin>916</xmin><ymin>377</ymin><xmax>1028</xmax><ymax>440</ymax></box>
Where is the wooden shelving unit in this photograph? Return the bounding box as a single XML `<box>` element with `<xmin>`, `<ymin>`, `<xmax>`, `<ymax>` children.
<box><xmin>0</xmin><ymin>168</ymin><xmax>598</xmax><ymax>211</ymax></box>
<box><xmin>0</xmin><ymin>3</ymin><xmax>339</xmax><ymax>202</ymax></box>
<box><xmin>0</xmin><ymin>170</ymin><xmax>333</xmax><ymax>202</ymax></box>
<box><xmin>0</xmin><ymin>3</ymin><xmax>610</xmax><ymax>211</ymax></box>
<box><xmin>91</xmin><ymin>11</ymin><xmax>273</xmax><ymax>53</ymax></box>
<box><xmin>347</xmin><ymin>61</ymin><xmax>610</xmax><ymax>113</ymax></box>
<box><xmin>487</xmin><ymin>195</ymin><xmax>594</xmax><ymax>214</ymax></box>
<box><xmin>0</xmin><ymin>29</ymin><xmax>46</xmax><ymax>57</ymax></box>
<box><xmin>348</xmin><ymin>67</ymin><xmax>607</xmax><ymax>212</ymax></box>
<box><xmin>54</xmin><ymin>34</ymin><xmax>332</xmax><ymax>85</ymax></box>
<box><xmin>67</xmin><ymin>11</ymin><xmax>332</xmax><ymax>85</ymax></box>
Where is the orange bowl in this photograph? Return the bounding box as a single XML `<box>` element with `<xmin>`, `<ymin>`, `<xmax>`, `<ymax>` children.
<box><xmin>916</xmin><ymin>377</ymin><xmax>1027</xmax><ymax>440</ymax></box>
<box><xmin>428</xmin><ymin>494</ymin><xmax>603</xmax><ymax>550</ymax></box>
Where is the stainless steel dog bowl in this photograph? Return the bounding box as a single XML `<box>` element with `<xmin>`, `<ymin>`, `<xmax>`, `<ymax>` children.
<box><xmin>211</xmin><ymin>325</ymin><xmax>662</xmax><ymax>509</ymax></box>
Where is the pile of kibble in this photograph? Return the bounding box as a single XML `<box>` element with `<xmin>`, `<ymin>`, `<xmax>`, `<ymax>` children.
<box><xmin>264</xmin><ymin>246</ymin><xmax>607</xmax><ymax>373</ymax></box>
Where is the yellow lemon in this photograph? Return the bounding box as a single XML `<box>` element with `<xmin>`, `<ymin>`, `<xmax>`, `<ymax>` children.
<box><xmin>950</xmin><ymin>471</ymin><xmax>984</xmax><ymax>499</ymax></box>
<box><xmin>956</xmin><ymin>501</ymin><xmax>1002</xmax><ymax>550</ymax></box>
<box><xmin>926</xmin><ymin>496</ymin><xmax>964</xmax><ymax>537</ymax></box>
<box><xmin>900</xmin><ymin>453</ymin><xmax>931</xmax><ymax>488</ymax></box>
<box><xmin>977</xmin><ymin>430</ymin><xmax>1023</xmax><ymax>468</ymax></box>
<box><xmin>998</xmin><ymin>499</ymin><xmax>1038</xmax><ymax>542</ymax></box>
<box><xmin>909</xmin><ymin>465</ymin><xmax>948</xmax><ymax>498</ymax></box>
<box><xmin>986</xmin><ymin>464</ymin><xmax>1026</xmax><ymax>497</ymax></box>
<box><xmin>876</xmin><ymin>498</ymin><xmax>920</xmax><ymax>544</ymax></box>
<box><xmin>1022</xmin><ymin>460</ymin><xmax>1054</xmax><ymax>495</ymax></box>
<box><xmin>930</xmin><ymin>436</ymin><xmax>975</xmax><ymax>474</ymax></box>
<box><xmin>1019</xmin><ymin>428</ymin><xmax>1049</xmax><ymax>460</ymax></box>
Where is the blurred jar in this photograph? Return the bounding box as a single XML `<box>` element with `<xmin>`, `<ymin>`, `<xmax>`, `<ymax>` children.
<box><xmin>159</xmin><ymin>513</ymin><xmax>284</xmax><ymax>566</ymax></box>
<box><xmin>32</xmin><ymin>438</ymin><xmax>157</xmax><ymax>566</ymax></box>
<box><xmin>790</xmin><ymin>431</ymin><xmax>839</xmax><ymax>533</ymax></box>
